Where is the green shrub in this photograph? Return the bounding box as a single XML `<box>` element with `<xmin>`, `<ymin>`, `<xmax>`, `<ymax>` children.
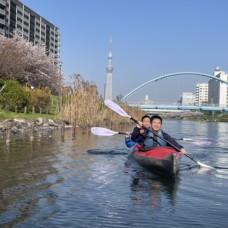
<box><xmin>0</xmin><ymin>80</ymin><xmax>29</xmax><ymax>111</ymax></box>
<box><xmin>25</xmin><ymin>86</ymin><xmax>51</xmax><ymax>112</ymax></box>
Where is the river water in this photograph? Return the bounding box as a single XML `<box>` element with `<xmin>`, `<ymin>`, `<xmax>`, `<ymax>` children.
<box><xmin>0</xmin><ymin>120</ymin><xmax>228</xmax><ymax>227</ymax></box>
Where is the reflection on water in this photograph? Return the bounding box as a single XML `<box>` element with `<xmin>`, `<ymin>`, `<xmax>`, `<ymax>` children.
<box><xmin>0</xmin><ymin>134</ymin><xmax>63</xmax><ymax>226</ymax></box>
<box><xmin>0</xmin><ymin>120</ymin><xmax>228</xmax><ymax>227</ymax></box>
<box><xmin>87</xmin><ymin>149</ymin><xmax>128</xmax><ymax>155</ymax></box>
<box><xmin>129</xmin><ymin>169</ymin><xmax>180</xmax><ymax>209</ymax></box>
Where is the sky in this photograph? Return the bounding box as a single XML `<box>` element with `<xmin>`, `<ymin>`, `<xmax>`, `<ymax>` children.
<box><xmin>21</xmin><ymin>0</ymin><xmax>228</xmax><ymax>102</ymax></box>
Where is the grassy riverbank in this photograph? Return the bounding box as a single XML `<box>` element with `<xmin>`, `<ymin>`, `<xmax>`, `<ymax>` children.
<box><xmin>0</xmin><ymin>102</ymin><xmax>146</xmax><ymax>127</ymax></box>
<box><xmin>0</xmin><ymin>110</ymin><xmax>59</xmax><ymax>121</ymax></box>
<box><xmin>192</xmin><ymin>115</ymin><xmax>228</xmax><ymax>122</ymax></box>
<box><xmin>1</xmin><ymin>108</ymin><xmax>227</xmax><ymax>124</ymax></box>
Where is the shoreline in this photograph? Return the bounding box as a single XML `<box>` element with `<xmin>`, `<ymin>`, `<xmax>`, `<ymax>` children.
<box><xmin>0</xmin><ymin>114</ymin><xmax>227</xmax><ymax>143</ymax></box>
<box><xmin>0</xmin><ymin>118</ymin><xmax>70</xmax><ymax>140</ymax></box>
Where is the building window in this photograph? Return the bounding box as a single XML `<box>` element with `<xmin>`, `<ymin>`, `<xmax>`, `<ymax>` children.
<box><xmin>24</xmin><ymin>14</ymin><xmax>29</xmax><ymax>20</ymax></box>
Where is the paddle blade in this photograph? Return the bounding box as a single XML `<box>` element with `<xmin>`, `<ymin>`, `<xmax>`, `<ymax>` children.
<box><xmin>181</xmin><ymin>138</ymin><xmax>213</xmax><ymax>147</ymax></box>
<box><xmin>191</xmin><ymin>139</ymin><xmax>213</xmax><ymax>147</ymax></box>
<box><xmin>104</xmin><ymin>99</ymin><xmax>131</xmax><ymax>118</ymax></box>
<box><xmin>91</xmin><ymin>127</ymin><xmax>118</xmax><ymax>136</ymax></box>
<box><xmin>197</xmin><ymin>161</ymin><xmax>215</xmax><ymax>169</ymax></box>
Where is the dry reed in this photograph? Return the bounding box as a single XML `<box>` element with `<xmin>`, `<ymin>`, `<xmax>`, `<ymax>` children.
<box><xmin>60</xmin><ymin>75</ymin><xmax>145</xmax><ymax>127</ymax></box>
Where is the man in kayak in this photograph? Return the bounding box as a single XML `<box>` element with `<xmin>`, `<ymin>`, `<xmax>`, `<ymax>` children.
<box><xmin>131</xmin><ymin>114</ymin><xmax>187</xmax><ymax>154</ymax></box>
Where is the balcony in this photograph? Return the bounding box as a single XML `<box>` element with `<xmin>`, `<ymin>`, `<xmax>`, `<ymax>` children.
<box><xmin>0</xmin><ymin>0</ymin><xmax>6</xmax><ymax>6</ymax></box>
<box><xmin>0</xmin><ymin>8</ymin><xmax>5</xmax><ymax>15</ymax></box>
<box><xmin>0</xmin><ymin>18</ymin><xmax>4</xmax><ymax>25</ymax></box>
<box><xmin>0</xmin><ymin>27</ymin><xmax>4</xmax><ymax>34</ymax></box>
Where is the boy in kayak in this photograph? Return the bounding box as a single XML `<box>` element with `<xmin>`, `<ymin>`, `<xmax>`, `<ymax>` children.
<box><xmin>124</xmin><ymin>114</ymin><xmax>151</xmax><ymax>148</ymax></box>
<box><xmin>130</xmin><ymin>114</ymin><xmax>152</xmax><ymax>149</ymax></box>
<box><xmin>131</xmin><ymin>114</ymin><xmax>187</xmax><ymax>154</ymax></box>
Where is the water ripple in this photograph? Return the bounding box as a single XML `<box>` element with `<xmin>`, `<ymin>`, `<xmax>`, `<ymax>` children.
<box><xmin>0</xmin><ymin>122</ymin><xmax>228</xmax><ymax>227</ymax></box>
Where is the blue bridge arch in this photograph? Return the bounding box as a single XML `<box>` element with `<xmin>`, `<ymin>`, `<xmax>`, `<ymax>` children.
<box><xmin>121</xmin><ymin>72</ymin><xmax>228</xmax><ymax>102</ymax></box>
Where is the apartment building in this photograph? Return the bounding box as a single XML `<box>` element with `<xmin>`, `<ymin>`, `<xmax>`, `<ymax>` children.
<box><xmin>195</xmin><ymin>83</ymin><xmax>208</xmax><ymax>105</ymax></box>
<box><xmin>0</xmin><ymin>0</ymin><xmax>60</xmax><ymax>64</ymax></box>
<box><xmin>208</xmin><ymin>67</ymin><xmax>228</xmax><ymax>107</ymax></box>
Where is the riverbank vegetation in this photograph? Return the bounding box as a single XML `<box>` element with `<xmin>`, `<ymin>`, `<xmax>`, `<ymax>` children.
<box><xmin>59</xmin><ymin>74</ymin><xmax>145</xmax><ymax>126</ymax></box>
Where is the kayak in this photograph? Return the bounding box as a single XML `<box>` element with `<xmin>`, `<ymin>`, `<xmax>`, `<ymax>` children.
<box><xmin>132</xmin><ymin>145</ymin><xmax>181</xmax><ymax>176</ymax></box>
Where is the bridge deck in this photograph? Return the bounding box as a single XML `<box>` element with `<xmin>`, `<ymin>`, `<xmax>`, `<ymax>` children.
<box><xmin>131</xmin><ymin>104</ymin><xmax>228</xmax><ymax>112</ymax></box>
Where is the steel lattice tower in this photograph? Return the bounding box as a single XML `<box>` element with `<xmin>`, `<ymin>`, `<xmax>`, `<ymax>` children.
<box><xmin>105</xmin><ymin>35</ymin><xmax>113</xmax><ymax>100</ymax></box>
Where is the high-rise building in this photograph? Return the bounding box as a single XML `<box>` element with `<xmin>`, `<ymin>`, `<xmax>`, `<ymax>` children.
<box><xmin>105</xmin><ymin>36</ymin><xmax>113</xmax><ymax>100</ymax></box>
<box><xmin>195</xmin><ymin>83</ymin><xmax>208</xmax><ymax>105</ymax></box>
<box><xmin>208</xmin><ymin>67</ymin><xmax>228</xmax><ymax>107</ymax></box>
<box><xmin>0</xmin><ymin>0</ymin><xmax>60</xmax><ymax>64</ymax></box>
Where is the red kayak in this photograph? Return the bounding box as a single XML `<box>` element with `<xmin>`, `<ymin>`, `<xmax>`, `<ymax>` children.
<box><xmin>132</xmin><ymin>146</ymin><xmax>181</xmax><ymax>176</ymax></box>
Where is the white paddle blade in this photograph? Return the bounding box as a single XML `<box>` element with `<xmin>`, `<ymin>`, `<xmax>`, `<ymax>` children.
<box><xmin>197</xmin><ymin>161</ymin><xmax>215</xmax><ymax>169</ymax></box>
<box><xmin>192</xmin><ymin>141</ymin><xmax>212</xmax><ymax>147</ymax></box>
<box><xmin>182</xmin><ymin>138</ymin><xmax>213</xmax><ymax>147</ymax></box>
<box><xmin>192</xmin><ymin>138</ymin><xmax>213</xmax><ymax>147</ymax></box>
<box><xmin>104</xmin><ymin>99</ymin><xmax>131</xmax><ymax>118</ymax></box>
<box><xmin>91</xmin><ymin>127</ymin><xmax>118</xmax><ymax>136</ymax></box>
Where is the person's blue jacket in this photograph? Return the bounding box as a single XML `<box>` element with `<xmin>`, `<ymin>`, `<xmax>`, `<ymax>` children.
<box><xmin>125</xmin><ymin>137</ymin><xmax>136</xmax><ymax>148</ymax></box>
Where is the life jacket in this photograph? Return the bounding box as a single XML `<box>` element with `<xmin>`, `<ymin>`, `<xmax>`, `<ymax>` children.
<box><xmin>143</xmin><ymin>129</ymin><xmax>166</xmax><ymax>149</ymax></box>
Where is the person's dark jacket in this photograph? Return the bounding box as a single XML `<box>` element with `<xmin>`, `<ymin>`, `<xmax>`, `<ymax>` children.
<box><xmin>162</xmin><ymin>132</ymin><xmax>183</xmax><ymax>150</ymax></box>
<box><xmin>131</xmin><ymin>127</ymin><xmax>150</xmax><ymax>144</ymax></box>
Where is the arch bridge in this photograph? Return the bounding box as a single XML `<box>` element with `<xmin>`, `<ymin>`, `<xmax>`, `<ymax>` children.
<box><xmin>121</xmin><ymin>72</ymin><xmax>228</xmax><ymax>102</ymax></box>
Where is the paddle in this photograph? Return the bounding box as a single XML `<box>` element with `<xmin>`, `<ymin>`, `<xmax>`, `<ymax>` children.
<box><xmin>104</xmin><ymin>99</ymin><xmax>214</xmax><ymax>169</ymax></box>
<box><xmin>174</xmin><ymin>137</ymin><xmax>213</xmax><ymax>146</ymax></box>
<box><xmin>91</xmin><ymin>127</ymin><xmax>212</xmax><ymax>146</ymax></box>
<box><xmin>91</xmin><ymin>127</ymin><xmax>126</xmax><ymax>136</ymax></box>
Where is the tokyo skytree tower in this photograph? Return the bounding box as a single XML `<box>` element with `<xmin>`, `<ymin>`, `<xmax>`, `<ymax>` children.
<box><xmin>105</xmin><ymin>36</ymin><xmax>113</xmax><ymax>100</ymax></box>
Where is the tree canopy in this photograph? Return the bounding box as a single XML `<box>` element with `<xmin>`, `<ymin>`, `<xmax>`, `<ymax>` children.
<box><xmin>0</xmin><ymin>32</ymin><xmax>61</xmax><ymax>93</ymax></box>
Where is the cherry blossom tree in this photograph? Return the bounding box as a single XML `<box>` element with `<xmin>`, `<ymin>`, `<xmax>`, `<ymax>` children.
<box><xmin>0</xmin><ymin>32</ymin><xmax>61</xmax><ymax>93</ymax></box>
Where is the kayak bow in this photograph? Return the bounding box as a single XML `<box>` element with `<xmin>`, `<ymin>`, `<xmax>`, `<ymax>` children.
<box><xmin>132</xmin><ymin>146</ymin><xmax>181</xmax><ymax>176</ymax></box>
